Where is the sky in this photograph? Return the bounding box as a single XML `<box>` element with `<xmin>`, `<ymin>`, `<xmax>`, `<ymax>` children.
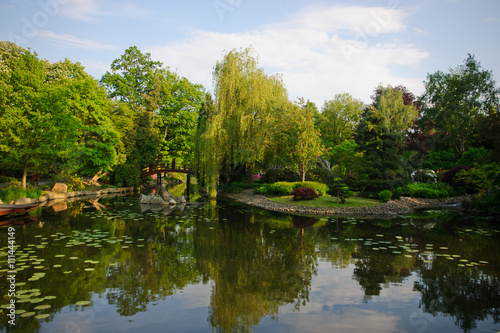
<box><xmin>1</xmin><ymin>0</ymin><xmax>499</xmax><ymax>107</ymax></box>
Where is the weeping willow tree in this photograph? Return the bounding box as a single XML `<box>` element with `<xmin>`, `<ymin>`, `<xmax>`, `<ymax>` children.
<box><xmin>197</xmin><ymin>47</ymin><xmax>289</xmax><ymax>196</ymax></box>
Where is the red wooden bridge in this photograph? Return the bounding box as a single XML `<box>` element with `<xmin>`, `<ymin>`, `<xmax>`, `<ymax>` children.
<box><xmin>140</xmin><ymin>160</ymin><xmax>195</xmax><ymax>178</ymax></box>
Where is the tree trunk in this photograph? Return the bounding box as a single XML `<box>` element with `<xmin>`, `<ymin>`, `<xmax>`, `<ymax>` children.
<box><xmin>246</xmin><ymin>162</ymin><xmax>254</xmax><ymax>185</ymax></box>
<box><xmin>22</xmin><ymin>162</ymin><xmax>27</xmax><ymax>190</ymax></box>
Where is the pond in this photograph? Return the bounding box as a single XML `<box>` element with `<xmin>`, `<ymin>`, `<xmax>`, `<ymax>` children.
<box><xmin>1</xmin><ymin>195</ymin><xmax>499</xmax><ymax>333</ymax></box>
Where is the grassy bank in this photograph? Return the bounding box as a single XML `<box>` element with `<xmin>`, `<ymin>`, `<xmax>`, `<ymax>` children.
<box><xmin>269</xmin><ymin>195</ymin><xmax>382</xmax><ymax>208</ymax></box>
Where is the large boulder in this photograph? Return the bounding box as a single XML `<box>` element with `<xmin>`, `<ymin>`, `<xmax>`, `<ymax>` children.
<box><xmin>150</xmin><ymin>196</ymin><xmax>168</xmax><ymax>205</ymax></box>
<box><xmin>139</xmin><ymin>194</ymin><xmax>152</xmax><ymax>204</ymax></box>
<box><xmin>52</xmin><ymin>183</ymin><xmax>68</xmax><ymax>193</ymax></box>
<box><xmin>169</xmin><ymin>199</ymin><xmax>176</xmax><ymax>205</ymax></box>
<box><xmin>177</xmin><ymin>196</ymin><xmax>186</xmax><ymax>203</ymax></box>
<box><xmin>46</xmin><ymin>192</ymin><xmax>66</xmax><ymax>200</ymax></box>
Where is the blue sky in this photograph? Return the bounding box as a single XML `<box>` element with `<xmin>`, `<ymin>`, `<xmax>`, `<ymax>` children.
<box><xmin>1</xmin><ymin>0</ymin><xmax>499</xmax><ymax>107</ymax></box>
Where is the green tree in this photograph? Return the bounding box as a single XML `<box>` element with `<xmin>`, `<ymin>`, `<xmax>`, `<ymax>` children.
<box><xmin>198</xmin><ymin>47</ymin><xmax>289</xmax><ymax>195</ymax></box>
<box><xmin>355</xmin><ymin>110</ymin><xmax>406</xmax><ymax>192</ymax></box>
<box><xmin>0</xmin><ymin>42</ymin><xmax>76</xmax><ymax>189</ymax></box>
<box><xmin>419</xmin><ymin>54</ymin><xmax>499</xmax><ymax>153</ymax></box>
<box><xmin>317</xmin><ymin>93</ymin><xmax>364</xmax><ymax>148</ymax></box>
<box><xmin>275</xmin><ymin>101</ymin><xmax>325</xmax><ymax>182</ymax></box>
<box><xmin>50</xmin><ymin>59</ymin><xmax>120</xmax><ymax>176</ymax></box>
<box><xmin>372</xmin><ymin>85</ymin><xmax>418</xmax><ymax>135</ymax></box>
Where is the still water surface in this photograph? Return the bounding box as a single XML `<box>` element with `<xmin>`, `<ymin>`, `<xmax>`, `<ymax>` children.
<box><xmin>1</xmin><ymin>196</ymin><xmax>499</xmax><ymax>333</ymax></box>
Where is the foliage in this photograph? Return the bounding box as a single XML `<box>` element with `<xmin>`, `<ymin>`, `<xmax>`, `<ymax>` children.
<box><xmin>273</xmin><ymin>100</ymin><xmax>325</xmax><ymax>182</ymax></box>
<box><xmin>411</xmin><ymin>169</ymin><xmax>438</xmax><ymax>183</ymax></box>
<box><xmin>197</xmin><ymin>47</ymin><xmax>289</xmax><ymax>195</ymax></box>
<box><xmin>221</xmin><ymin>181</ymin><xmax>260</xmax><ymax>194</ymax></box>
<box><xmin>419</xmin><ymin>54</ymin><xmax>499</xmax><ymax>153</ymax></box>
<box><xmin>372</xmin><ymin>85</ymin><xmax>418</xmax><ymax>135</ymax></box>
<box><xmin>377</xmin><ymin>190</ymin><xmax>393</xmax><ymax>202</ymax></box>
<box><xmin>317</xmin><ymin>93</ymin><xmax>364</xmax><ymax>148</ymax></box>
<box><xmin>396</xmin><ymin>182</ymin><xmax>451</xmax><ymax>199</ymax></box>
<box><xmin>457</xmin><ymin>146</ymin><xmax>489</xmax><ymax>166</ymax></box>
<box><xmin>291</xmin><ymin>187</ymin><xmax>319</xmax><ymax>201</ymax></box>
<box><xmin>0</xmin><ymin>185</ymin><xmax>42</xmax><ymax>202</ymax></box>
<box><xmin>260</xmin><ymin>167</ymin><xmax>301</xmax><ymax>183</ymax></box>
<box><xmin>454</xmin><ymin>163</ymin><xmax>500</xmax><ymax>194</ymax></box>
<box><xmin>328</xmin><ymin>140</ymin><xmax>364</xmax><ymax>179</ymax></box>
<box><xmin>257</xmin><ymin>181</ymin><xmax>328</xmax><ymax>196</ymax></box>
<box><xmin>296</xmin><ymin>181</ymin><xmax>329</xmax><ymax>196</ymax></box>
<box><xmin>440</xmin><ymin>165</ymin><xmax>471</xmax><ymax>187</ymax></box>
<box><xmin>52</xmin><ymin>171</ymin><xmax>85</xmax><ymax>191</ymax></box>
<box><xmin>355</xmin><ymin>110</ymin><xmax>407</xmax><ymax>193</ymax></box>
<box><xmin>0</xmin><ymin>176</ymin><xmax>18</xmax><ymax>183</ymax></box>
<box><xmin>270</xmin><ymin>195</ymin><xmax>381</xmax><ymax>208</ymax></box>
<box><xmin>113</xmin><ymin>162</ymin><xmax>141</xmax><ymax>188</ymax></box>
<box><xmin>326</xmin><ymin>178</ymin><xmax>353</xmax><ymax>204</ymax></box>
<box><xmin>420</xmin><ymin>149</ymin><xmax>458</xmax><ymax>171</ymax></box>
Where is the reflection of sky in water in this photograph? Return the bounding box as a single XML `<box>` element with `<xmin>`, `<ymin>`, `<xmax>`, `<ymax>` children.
<box><xmin>2</xmin><ymin>197</ymin><xmax>499</xmax><ymax>333</ymax></box>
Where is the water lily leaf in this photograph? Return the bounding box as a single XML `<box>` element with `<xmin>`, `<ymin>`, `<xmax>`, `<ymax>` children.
<box><xmin>35</xmin><ymin>313</ymin><xmax>50</xmax><ymax>319</ymax></box>
<box><xmin>75</xmin><ymin>301</ymin><xmax>91</xmax><ymax>306</ymax></box>
<box><xmin>20</xmin><ymin>311</ymin><xmax>35</xmax><ymax>317</ymax></box>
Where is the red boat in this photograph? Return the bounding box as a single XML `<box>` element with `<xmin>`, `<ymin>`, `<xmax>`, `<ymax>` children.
<box><xmin>0</xmin><ymin>204</ymin><xmax>39</xmax><ymax>217</ymax></box>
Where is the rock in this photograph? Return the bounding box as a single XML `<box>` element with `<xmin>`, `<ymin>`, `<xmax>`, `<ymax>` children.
<box><xmin>162</xmin><ymin>191</ymin><xmax>174</xmax><ymax>201</ymax></box>
<box><xmin>177</xmin><ymin>196</ymin><xmax>186</xmax><ymax>203</ymax></box>
<box><xmin>0</xmin><ymin>199</ymin><xmax>2</xmax><ymax>204</ymax></box>
<box><xmin>169</xmin><ymin>199</ymin><xmax>176</xmax><ymax>205</ymax></box>
<box><xmin>15</xmin><ymin>197</ymin><xmax>35</xmax><ymax>205</ymax></box>
<box><xmin>46</xmin><ymin>192</ymin><xmax>66</xmax><ymax>200</ymax></box>
<box><xmin>151</xmin><ymin>196</ymin><xmax>167</xmax><ymax>205</ymax></box>
<box><xmin>139</xmin><ymin>194</ymin><xmax>152</xmax><ymax>204</ymax></box>
<box><xmin>38</xmin><ymin>195</ymin><xmax>48</xmax><ymax>202</ymax></box>
<box><xmin>52</xmin><ymin>183</ymin><xmax>68</xmax><ymax>193</ymax></box>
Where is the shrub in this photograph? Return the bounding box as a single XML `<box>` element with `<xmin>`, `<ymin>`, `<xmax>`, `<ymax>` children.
<box><xmin>454</xmin><ymin>163</ymin><xmax>500</xmax><ymax>194</ymax></box>
<box><xmin>293</xmin><ymin>181</ymin><xmax>329</xmax><ymax>196</ymax></box>
<box><xmin>327</xmin><ymin>178</ymin><xmax>353</xmax><ymax>204</ymax></box>
<box><xmin>396</xmin><ymin>182</ymin><xmax>450</xmax><ymax>199</ymax></box>
<box><xmin>268</xmin><ymin>182</ymin><xmax>296</xmax><ymax>196</ymax></box>
<box><xmin>411</xmin><ymin>169</ymin><xmax>438</xmax><ymax>183</ymax></box>
<box><xmin>256</xmin><ymin>181</ymin><xmax>328</xmax><ymax>196</ymax></box>
<box><xmin>291</xmin><ymin>187</ymin><xmax>319</xmax><ymax>201</ymax></box>
<box><xmin>440</xmin><ymin>165</ymin><xmax>470</xmax><ymax>186</ymax></box>
<box><xmin>0</xmin><ymin>176</ymin><xmax>18</xmax><ymax>183</ymax></box>
<box><xmin>378</xmin><ymin>190</ymin><xmax>393</xmax><ymax>202</ymax></box>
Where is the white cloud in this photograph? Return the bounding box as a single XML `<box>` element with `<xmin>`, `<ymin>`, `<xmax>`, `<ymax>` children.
<box><xmin>59</xmin><ymin>0</ymin><xmax>102</xmax><ymax>21</ymax></box>
<box><xmin>35</xmin><ymin>30</ymin><xmax>116</xmax><ymax>50</ymax></box>
<box><xmin>484</xmin><ymin>17</ymin><xmax>498</xmax><ymax>22</ymax></box>
<box><xmin>148</xmin><ymin>4</ymin><xmax>428</xmax><ymax>106</ymax></box>
<box><xmin>58</xmin><ymin>0</ymin><xmax>148</xmax><ymax>21</ymax></box>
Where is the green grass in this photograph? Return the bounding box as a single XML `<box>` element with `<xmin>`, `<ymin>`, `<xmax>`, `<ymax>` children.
<box><xmin>0</xmin><ymin>186</ymin><xmax>42</xmax><ymax>202</ymax></box>
<box><xmin>269</xmin><ymin>195</ymin><xmax>382</xmax><ymax>208</ymax></box>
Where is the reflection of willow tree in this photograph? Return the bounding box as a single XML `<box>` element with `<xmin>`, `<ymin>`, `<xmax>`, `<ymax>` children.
<box><xmin>105</xmin><ymin>216</ymin><xmax>201</xmax><ymax>316</ymax></box>
<box><xmin>193</xmin><ymin>204</ymin><xmax>318</xmax><ymax>332</ymax></box>
<box><xmin>414</xmin><ymin>264</ymin><xmax>500</xmax><ymax>332</ymax></box>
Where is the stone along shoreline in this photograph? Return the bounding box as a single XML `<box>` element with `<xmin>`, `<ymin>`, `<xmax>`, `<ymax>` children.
<box><xmin>224</xmin><ymin>189</ymin><xmax>473</xmax><ymax>218</ymax></box>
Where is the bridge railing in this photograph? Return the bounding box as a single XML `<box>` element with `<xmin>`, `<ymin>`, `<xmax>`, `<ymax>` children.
<box><xmin>140</xmin><ymin>159</ymin><xmax>195</xmax><ymax>177</ymax></box>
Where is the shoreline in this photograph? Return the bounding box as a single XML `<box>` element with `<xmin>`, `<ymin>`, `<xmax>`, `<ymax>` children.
<box><xmin>224</xmin><ymin>189</ymin><xmax>475</xmax><ymax>218</ymax></box>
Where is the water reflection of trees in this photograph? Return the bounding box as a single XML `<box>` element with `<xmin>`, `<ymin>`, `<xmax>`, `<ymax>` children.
<box><xmin>193</xmin><ymin>204</ymin><xmax>318</xmax><ymax>332</ymax></box>
<box><xmin>414</xmin><ymin>265</ymin><xmax>500</xmax><ymax>332</ymax></box>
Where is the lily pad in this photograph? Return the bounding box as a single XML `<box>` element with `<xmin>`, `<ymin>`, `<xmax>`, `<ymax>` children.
<box><xmin>75</xmin><ymin>301</ymin><xmax>91</xmax><ymax>306</ymax></box>
<box><xmin>35</xmin><ymin>313</ymin><xmax>50</xmax><ymax>319</ymax></box>
<box><xmin>20</xmin><ymin>312</ymin><xmax>36</xmax><ymax>317</ymax></box>
<box><xmin>34</xmin><ymin>304</ymin><xmax>51</xmax><ymax>310</ymax></box>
